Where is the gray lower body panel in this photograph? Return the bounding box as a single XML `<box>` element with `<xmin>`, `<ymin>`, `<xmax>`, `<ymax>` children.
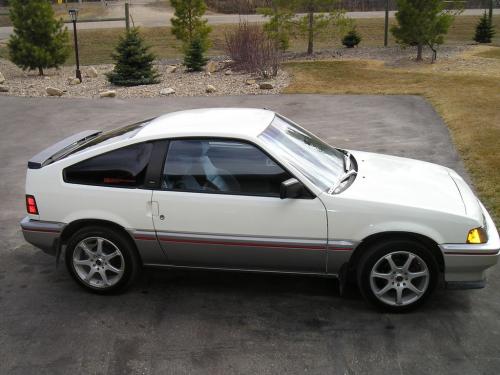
<box><xmin>20</xmin><ymin>216</ymin><xmax>65</xmax><ymax>255</ymax></box>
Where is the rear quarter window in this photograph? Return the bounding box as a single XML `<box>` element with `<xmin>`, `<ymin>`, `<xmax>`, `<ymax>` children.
<box><xmin>64</xmin><ymin>143</ymin><xmax>153</xmax><ymax>188</ymax></box>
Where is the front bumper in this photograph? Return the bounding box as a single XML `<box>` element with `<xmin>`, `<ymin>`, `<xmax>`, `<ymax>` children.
<box><xmin>20</xmin><ymin>216</ymin><xmax>65</xmax><ymax>256</ymax></box>
<box><xmin>439</xmin><ymin>202</ymin><xmax>500</xmax><ymax>288</ymax></box>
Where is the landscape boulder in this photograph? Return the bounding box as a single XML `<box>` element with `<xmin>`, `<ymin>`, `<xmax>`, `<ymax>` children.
<box><xmin>87</xmin><ymin>67</ymin><xmax>99</xmax><ymax>78</ymax></box>
<box><xmin>0</xmin><ymin>72</ymin><xmax>5</xmax><ymax>84</ymax></box>
<box><xmin>0</xmin><ymin>84</ymin><xmax>9</xmax><ymax>92</ymax></box>
<box><xmin>46</xmin><ymin>87</ymin><xmax>63</xmax><ymax>96</ymax></box>
<box><xmin>205</xmin><ymin>61</ymin><xmax>218</xmax><ymax>73</ymax></box>
<box><xmin>160</xmin><ymin>87</ymin><xmax>175</xmax><ymax>96</ymax></box>
<box><xmin>206</xmin><ymin>84</ymin><xmax>216</xmax><ymax>93</ymax></box>
<box><xmin>259</xmin><ymin>82</ymin><xmax>274</xmax><ymax>90</ymax></box>
<box><xmin>166</xmin><ymin>65</ymin><xmax>177</xmax><ymax>74</ymax></box>
<box><xmin>99</xmin><ymin>90</ymin><xmax>116</xmax><ymax>98</ymax></box>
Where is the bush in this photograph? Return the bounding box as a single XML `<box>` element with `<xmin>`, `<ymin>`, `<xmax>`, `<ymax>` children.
<box><xmin>474</xmin><ymin>12</ymin><xmax>495</xmax><ymax>43</ymax></box>
<box><xmin>106</xmin><ymin>28</ymin><xmax>160</xmax><ymax>87</ymax></box>
<box><xmin>8</xmin><ymin>0</ymin><xmax>70</xmax><ymax>75</ymax></box>
<box><xmin>224</xmin><ymin>22</ymin><xmax>282</xmax><ymax>77</ymax></box>
<box><xmin>342</xmin><ymin>28</ymin><xmax>362</xmax><ymax>47</ymax></box>
<box><xmin>184</xmin><ymin>37</ymin><xmax>208</xmax><ymax>71</ymax></box>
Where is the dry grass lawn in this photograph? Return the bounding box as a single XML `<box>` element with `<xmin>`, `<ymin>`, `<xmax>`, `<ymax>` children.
<box><xmin>284</xmin><ymin>52</ymin><xmax>500</xmax><ymax>223</ymax></box>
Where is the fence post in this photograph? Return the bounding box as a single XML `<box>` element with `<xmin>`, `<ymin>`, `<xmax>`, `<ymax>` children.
<box><xmin>125</xmin><ymin>2</ymin><xmax>130</xmax><ymax>31</ymax></box>
<box><xmin>384</xmin><ymin>0</ymin><xmax>389</xmax><ymax>47</ymax></box>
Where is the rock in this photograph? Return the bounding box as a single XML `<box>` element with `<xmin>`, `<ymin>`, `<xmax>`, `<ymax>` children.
<box><xmin>205</xmin><ymin>84</ymin><xmax>216</xmax><ymax>93</ymax></box>
<box><xmin>0</xmin><ymin>84</ymin><xmax>9</xmax><ymax>92</ymax></box>
<box><xmin>88</xmin><ymin>67</ymin><xmax>98</xmax><ymax>78</ymax></box>
<box><xmin>205</xmin><ymin>61</ymin><xmax>218</xmax><ymax>73</ymax></box>
<box><xmin>68</xmin><ymin>78</ymin><xmax>81</xmax><ymax>85</ymax></box>
<box><xmin>259</xmin><ymin>82</ymin><xmax>274</xmax><ymax>90</ymax></box>
<box><xmin>166</xmin><ymin>65</ymin><xmax>177</xmax><ymax>74</ymax></box>
<box><xmin>160</xmin><ymin>87</ymin><xmax>175</xmax><ymax>96</ymax></box>
<box><xmin>44</xmin><ymin>76</ymin><xmax>51</xmax><ymax>80</ymax></box>
<box><xmin>0</xmin><ymin>72</ymin><xmax>5</xmax><ymax>84</ymax></box>
<box><xmin>99</xmin><ymin>90</ymin><xmax>116</xmax><ymax>98</ymax></box>
<box><xmin>46</xmin><ymin>87</ymin><xmax>63</xmax><ymax>96</ymax></box>
<box><xmin>245</xmin><ymin>79</ymin><xmax>256</xmax><ymax>85</ymax></box>
<box><xmin>224</xmin><ymin>69</ymin><xmax>232</xmax><ymax>75</ymax></box>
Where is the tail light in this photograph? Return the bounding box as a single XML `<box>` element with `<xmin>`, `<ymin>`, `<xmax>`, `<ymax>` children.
<box><xmin>26</xmin><ymin>195</ymin><xmax>39</xmax><ymax>215</ymax></box>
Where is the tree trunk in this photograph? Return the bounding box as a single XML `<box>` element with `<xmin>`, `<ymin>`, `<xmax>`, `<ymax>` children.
<box><xmin>38</xmin><ymin>67</ymin><xmax>44</xmax><ymax>76</ymax></box>
<box><xmin>307</xmin><ymin>11</ymin><xmax>314</xmax><ymax>55</ymax></box>
<box><xmin>416</xmin><ymin>44</ymin><xmax>423</xmax><ymax>61</ymax></box>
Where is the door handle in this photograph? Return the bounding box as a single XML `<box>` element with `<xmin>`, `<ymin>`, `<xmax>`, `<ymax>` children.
<box><xmin>149</xmin><ymin>201</ymin><xmax>159</xmax><ymax>217</ymax></box>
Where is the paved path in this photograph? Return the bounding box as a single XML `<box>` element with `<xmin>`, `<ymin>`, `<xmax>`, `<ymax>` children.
<box><xmin>0</xmin><ymin>9</ymin><xmax>498</xmax><ymax>41</ymax></box>
<box><xmin>0</xmin><ymin>94</ymin><xmax>498</xmax><ymax>374</ymax></box>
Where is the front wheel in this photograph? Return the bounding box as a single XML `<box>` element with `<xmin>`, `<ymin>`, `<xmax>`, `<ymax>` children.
<box><xmin>357</xmin><ymin>239</ymin><xmax>439</xmax><ymax>312</ymax></box>
<box><xmin>65</xmin><ymin>226</ymin><xmax>140</xmax><ymax>294</ymax></box>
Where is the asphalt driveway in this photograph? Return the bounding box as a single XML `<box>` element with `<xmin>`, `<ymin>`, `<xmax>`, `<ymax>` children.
<box><xmin>0</xmin><ymin>94</ymin><xmax>498</xmax><ymax>375</ymax></box>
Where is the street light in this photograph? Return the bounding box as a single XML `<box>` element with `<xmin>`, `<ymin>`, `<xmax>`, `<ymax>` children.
<box><xmin>68</xmin><ymin>9</ymin><xmax>82</xmax><ymax>82</ymax></box>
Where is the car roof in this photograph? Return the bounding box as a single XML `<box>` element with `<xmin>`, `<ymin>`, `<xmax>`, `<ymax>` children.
<box><xmin>134</xmin><ymin>108</ymin><xmax>276</xmax><ymax>140</ymax></box>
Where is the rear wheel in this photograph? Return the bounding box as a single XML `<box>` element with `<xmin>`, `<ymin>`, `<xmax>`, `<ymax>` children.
<box><xmin>65</xmin><ymin>226</ymin><xmax>140</xmax><ymax>294</ymax></box>
<box><xmin>357</xmin><ymin>239</ymin><xmax>439</xmax><ymax>312</ymax></box>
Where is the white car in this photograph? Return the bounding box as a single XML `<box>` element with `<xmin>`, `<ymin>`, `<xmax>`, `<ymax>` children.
<box><xmin>20</xmin><ymin>108</ymin><xmax>499</xmax><ymax>311</ymax></box>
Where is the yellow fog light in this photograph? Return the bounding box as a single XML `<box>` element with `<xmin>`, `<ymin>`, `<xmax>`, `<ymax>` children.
<box><xmin>467</xmin><ymin>228</ymin><xmax>488</xmax><ymax>244</ymax></box>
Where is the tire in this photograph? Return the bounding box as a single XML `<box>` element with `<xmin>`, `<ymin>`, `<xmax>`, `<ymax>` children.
<box><xmin>65</xmin><ymin>226</ymin><xmax>141</xmax><ymax>294</ymax></box>
<box><xmin>356</xmin><ymin>239</ymin><xmax>439</xmax><ymax>312</ymax></box>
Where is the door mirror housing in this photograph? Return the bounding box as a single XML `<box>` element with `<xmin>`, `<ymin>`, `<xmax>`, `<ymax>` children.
<box><xmin>280</xmin><ymin>178</ymin><xmax>306</xmax><ymax>199</ymax></box>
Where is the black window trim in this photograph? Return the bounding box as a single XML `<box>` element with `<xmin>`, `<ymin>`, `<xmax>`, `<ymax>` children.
<box><xmin>62</xmin><ymin>141</ymin><xmax>157</xmax><ymax>190</ymax></box>
<box><xmin>152</xmin><ymin>136</ymin><xmax>316</xmax><ymax>199</ymax></box>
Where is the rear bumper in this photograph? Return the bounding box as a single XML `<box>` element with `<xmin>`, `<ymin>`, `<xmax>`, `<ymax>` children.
<box><xmin>440</xmin><ymin>202</ymin><xmax>500</xmax><ymax>288</ymax></box>
<box><xmin>20</xmin><ymin>216</ymin><xmax>65</xmax><ymax>256</ymax></box>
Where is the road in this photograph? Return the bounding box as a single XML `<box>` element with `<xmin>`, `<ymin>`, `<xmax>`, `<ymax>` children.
<box><xmin>0</xmin><ymin>8</ymin><xmax>498</xmax><ymax>41</ymax></box>
<box><xmin>1</xmin><ymin>94</ymin><xmax>499</xmax><ymax>374</ymax></box>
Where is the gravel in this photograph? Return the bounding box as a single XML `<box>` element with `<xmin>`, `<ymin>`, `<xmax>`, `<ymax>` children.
<box><xmin>0</xmin><ymin>59</ymin><xmax>290</xmax><ymax>99</ymax></box>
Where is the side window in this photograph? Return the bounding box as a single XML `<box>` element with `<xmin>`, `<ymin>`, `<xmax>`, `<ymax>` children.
<box><xmin>64</xmin><ymin>143</ymin><xmax>153</xmax><ymax>188</ymax></box>
<box><xmin>163</xmin><ymin>139</ymin><xmax>291</xmax><ymax>197</ymax></box>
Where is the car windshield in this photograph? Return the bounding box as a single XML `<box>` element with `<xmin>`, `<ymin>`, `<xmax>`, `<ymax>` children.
<box><xmin>259</xmin><ymin>115</ymin><xmax>345</xmax><ymax>191</ymax></box>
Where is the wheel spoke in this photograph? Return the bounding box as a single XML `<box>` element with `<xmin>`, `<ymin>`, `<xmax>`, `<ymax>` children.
<box><xmin>375</xmin><ymin>282</ymin><xmax>393</xmax><ymax>296</ymax></box>
<box><xmin>396</xmin><ymin>287</ymin><xmax>403</xmax><ymax>305</ymax></box>
<box><xmin>96</xmin><ymin>238</ymin><xmax>104</xmax><ymax>256</ymax></box>
<box><xmin>385</xmin><ymin>254</ymin><xmax>398</xmax><ymax>271</ymax></box>
<box><xmin>105</xmin><ymin>250</ymin><xmax>120</xmax><ymax>261</ymax></box>
<box><xmin>372</xmin><ymin>271</ymin><xmax>392</xmax><ymax>280</ymax></box>
<box><xmin>408</xmin><ymin>270</ymin><xmax>427</xmax><ymax>280</ymax></box>
<box><xmin>402</xmin><ymin>253</ymin><xmax>415</xmax><ymax>272</ymax></box>
<box><xmin>74</xmin><ymin>259</ymin><xmax>92</xmax><ymax>267</ymax></box>
<box><xmin>105</xmin><ymin>264</ymin><xmax>123</xmax><ymax>275</ymax></box>
<box><xmin>405</xmin><ymin>281</ymin><xmax>424</xmax><ymax>296</ymax></box>
<box><xmin>99</xmin><ymin>269</ymin><xmax>110</xmax><ymax>286</ymax></box>
<box><xmin>85</xmin><ymin>268</ymin><xmax>97</xmax><ymax>281</ymax></box>
<box><xmin>79</xmin><ymin>242</ymin><xmax>94</xmax><ymax>258</ymax></box>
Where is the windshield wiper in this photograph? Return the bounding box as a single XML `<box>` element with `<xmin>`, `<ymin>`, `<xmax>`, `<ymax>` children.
<box><xmin>328</xmin><ymin>169</ymin><xmax>357</xmax><ymax>195</ymax></box>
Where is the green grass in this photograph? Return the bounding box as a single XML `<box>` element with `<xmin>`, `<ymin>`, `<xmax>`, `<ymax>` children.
<box><xmin>285</xmin><ymin>60</ymin><xmax>500</xmax><ymax>223</ymax></box>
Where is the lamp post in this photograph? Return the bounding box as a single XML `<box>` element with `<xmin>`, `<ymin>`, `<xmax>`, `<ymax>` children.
<box><xmin>68</xmin><ymin>9</ymin><xmax>82</xmax><ymax>82</ymax></box>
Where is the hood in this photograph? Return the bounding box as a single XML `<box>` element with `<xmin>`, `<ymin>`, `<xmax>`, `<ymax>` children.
<box><xmin>339</xmin><ymin>150</ymin><xmax>475</xmax><ymax>218</ymax></box>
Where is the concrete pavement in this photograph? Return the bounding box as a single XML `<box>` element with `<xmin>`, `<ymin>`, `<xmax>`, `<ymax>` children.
<box><xmin>0</xmin><ymin>94</ymin><xmax>499</xmax><ymax>374</ymax></box>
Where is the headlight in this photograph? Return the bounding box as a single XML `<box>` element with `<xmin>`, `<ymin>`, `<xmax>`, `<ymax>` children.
<box><xmin>467</xmin><ymin>227</ymin><xmax>488</xmax><ymax>244</ymax></box>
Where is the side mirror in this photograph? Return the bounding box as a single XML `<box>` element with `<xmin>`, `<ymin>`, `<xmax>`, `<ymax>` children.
<box><xmin>280</xmin><ymin>178</ymin><xmax>305</xmax><ymax>199</ymax></box>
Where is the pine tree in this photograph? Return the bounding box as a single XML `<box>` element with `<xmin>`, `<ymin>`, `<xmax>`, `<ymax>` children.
<box><xmin>8</xmin><ymin>0</ymin><xmax>70</xmax><ymax>76</ymax></box>
<box><xmin>342</xmin><ymin>28</ymin><xmax>361</xmax><ymax>48</ymax></box>
<box><xmin>170</xmin><ymin>0</ymin><xmax>212</xmax><ymax>51</ymax></box>
<box><xmin>474</xmin><ymin>12</ymin><xmax>495</xmax><ymax>43</ymax></box>
<box><xmin>106</xmin><ymin>28</ymin><xmax>160</xmax><ymax>87</ymax></box>
<box><xmin>184</xmin><ymin>37</ymin><xmax>208</xmax><ymax>71</ymax></box>
<box><xmin>391</xmin><ymin>0</ymin><xmax>457</xmax><ymax>61</ymax></box>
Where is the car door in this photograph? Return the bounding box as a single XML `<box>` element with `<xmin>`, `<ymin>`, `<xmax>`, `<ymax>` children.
<box><xmin>151</xmin><ymin>138</ymin><xmax>328</xmax><ymax>274</ymax></box>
